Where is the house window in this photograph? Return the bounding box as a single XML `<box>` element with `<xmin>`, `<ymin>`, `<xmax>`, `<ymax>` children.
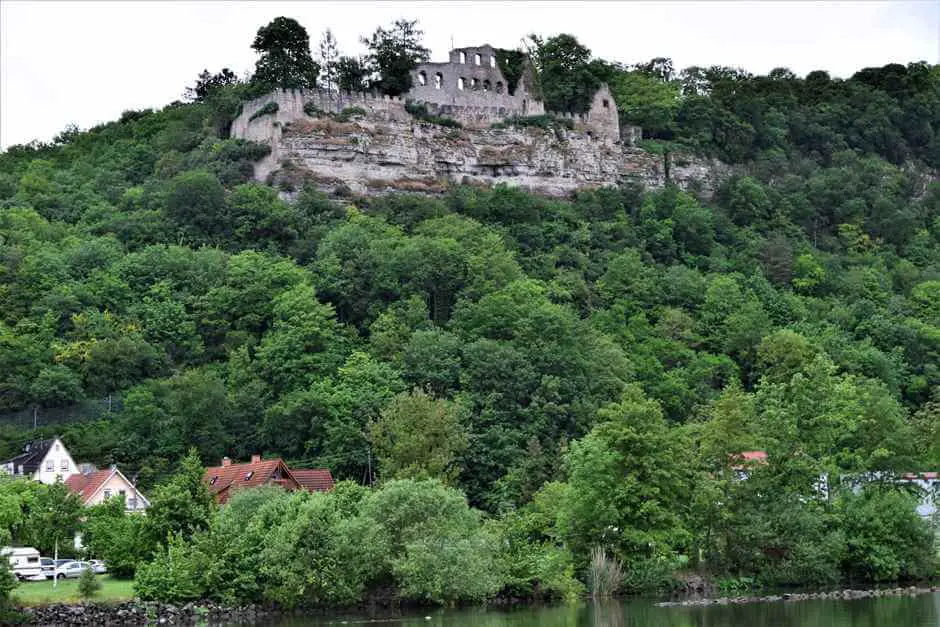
<box><xmin>495</xmin><ymin>81</ymin><xmax>504</xmax><ymax>94</ymax></box>
<box><xmin>45</xmin><ymin>460</ymin><xmax>53</xmax><ymax>471</ymax></box>
<box><xmin>119</xmin><ymin>489</ymin><xmax>126</xmax><ymax>497</ymax></box>
<box><xmin>60</xmin><ymin>459</ymin><xmax>68</xmax><ymax>471</ymax></box>
<box><xmin>128</xmin><ymin>497</ymin><xmax>137</xmax><ymax>509</ymax></box>
<box><xmin>471</xmin><ymin>78</ymin><xmax>479</xmax><ymax>89</ymax></box>
<box><xmin>482</xmin><ymin>79</ymin><xmax>491</xmax><ymax>92</ymax></box>
<box><xmin>474</xmin><ymin>53</ymin><xmax>481</xmax><ymax>66</ymax></box>
<box><xmin>418</xmin><ymin>71</ymin><xmax>427</xmax><ymax>86</ymax></box>
<box><xmin>602</xmin><ymin>99</ymin><xmax>610</xmax><ymax>109</ymax></box>
<box><xmin>457</xmin><ymin>77</ymin><xmax>465</xmax><ymax>90</ymax></box>
<box><xmin>103</xmin><ymin>489</ymin><xmax>111</xmax><ymax>499</ymax></box>
<box><xmin>490</xmin><ymin>56</ymin><xmax>496</xmax><ymax>68</ymax></box>
<box><xmin>54</xmin><ymin>444</ymin><xmax>60</xmax><ymax>451</ymax></box>
<box><xmin>458</xmin><ymin>51</ymin><xmax>466</xmax><ymax>64</ymax></box>
<box><xmin>434</xmin><ymin>73</ymin><xmax>443</xmax><ymax>89</ymax></box>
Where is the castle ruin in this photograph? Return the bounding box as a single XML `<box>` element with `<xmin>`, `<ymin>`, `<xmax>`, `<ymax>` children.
<box><xmin>225</xmin><ymin>45</ymin><xmax>729</xmax><ymax>198</ymax></box>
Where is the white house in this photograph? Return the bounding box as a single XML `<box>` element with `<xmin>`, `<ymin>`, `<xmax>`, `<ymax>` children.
<box><xmin>65</xmin><ymin>466</ymin><xmax>150</xmax><ymax>512</ymax></box>
<box><xmin>0</xmin><ymin>437</ymin><xmax>78</xmax><ymax>484</ymax></box>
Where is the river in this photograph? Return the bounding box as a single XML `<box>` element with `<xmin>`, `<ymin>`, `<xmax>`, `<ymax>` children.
<box><xmin>249</xmin><ymin>593</ymin><xmax>940</xmax><ymax>626</ymax></box>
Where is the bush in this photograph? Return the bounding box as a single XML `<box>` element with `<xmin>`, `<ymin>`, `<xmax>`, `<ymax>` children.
<box><xmin>248</xmin><ymin>101</ymin><xmax>279</xmax><ymax>122</ymax></box>
<box><xmin>334</xmin><ymin>106</ymin><xmax>368</xmax><ymax>123</ymax></box>
<box><xmin>77</xmin><ymin>567</ymin><xmax>101</xmax><ymax>599</ymax></box>
<box><xmin>134</xmin><ymin>533</ymin><xmax>207</xmax><ymax>603</ymax></box>
<box><xmin>491</xmin><ymin>115</ymin><xmax>574</xmax><ymax>132</ymax></box>
<box><xmin>404</xmin><ymin>102</ymin><xmax>462</xmax><ymax>129</ymax></box>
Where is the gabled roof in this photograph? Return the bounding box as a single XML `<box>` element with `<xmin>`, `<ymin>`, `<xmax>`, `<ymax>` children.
<box><xmin>64</xmin><ymin>466</ymin><xmax>150</xmax><ymax>508</ymax></box>
<box><xmin>1</xmin><ymin>439</ymin><xmax>55</xmax><ymax>475</ymax></box>
<box><xmin>202</xmin><ymin>458</ymin><xmax>300</xmax><ymax>504</ymax></box>
<box><xmin>291</xmin><ymin>469</ymin><xmax>335</xmax><ymax>492</ymax></box>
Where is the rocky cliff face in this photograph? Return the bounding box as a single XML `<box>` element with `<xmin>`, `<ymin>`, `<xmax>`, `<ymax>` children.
<box><xmin>233</xmin><ymin>96</ymin><xmax>732</xmax><ymax>198</ymax></box>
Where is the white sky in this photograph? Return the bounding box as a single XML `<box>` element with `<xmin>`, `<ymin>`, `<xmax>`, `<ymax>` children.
<box><xmin>1</xmin><ymin>0</ymin><xmax>938</xmax><ymax>150</ymax></box>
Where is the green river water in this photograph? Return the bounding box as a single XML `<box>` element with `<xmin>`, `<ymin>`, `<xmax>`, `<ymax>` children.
<box><xmin>252</xmin><ymin>593</ymin><xmax>940</xmax><ymax>626</ymax></box>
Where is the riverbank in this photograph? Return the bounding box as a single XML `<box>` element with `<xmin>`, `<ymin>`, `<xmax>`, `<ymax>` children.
<box><xmin>16</xmin><ymin>600</ymin><xmax>272</xmax><ymax>625</ymax></box>
<box><xmin>656</xmin><ymin>584</ymin><xmax>940</xmax><ymax>608</ymax></box>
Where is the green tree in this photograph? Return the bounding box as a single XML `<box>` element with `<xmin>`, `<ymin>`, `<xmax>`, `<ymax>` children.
<box><xmin>560</xmin><ymin>386</ymin><xmax>692</xmax><ymax>568</ymax></box>
<box><xmin>251</xmin><ymin>17</ymin><xmax>320</xmax><ymax>89</ymax></box>
<box><xmin>146</xmin><ymin>449</ymin><xmax>214</xmax><ymax>547</ymax></box>
<box><xmin>362</xmin><ymin>19</ymin><xmax>430</xmax><ymax>96</ymax></box>
<box><xmin>369</xmin><ymin>388</ymin><xmax>468</xmax><ymax>484</ymax></box>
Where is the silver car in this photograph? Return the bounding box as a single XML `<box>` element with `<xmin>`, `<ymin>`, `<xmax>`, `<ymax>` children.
<box><xmin>52</xmin><ymin>561</ymin><xmax>94</xmax><ymax>579</ymax></box>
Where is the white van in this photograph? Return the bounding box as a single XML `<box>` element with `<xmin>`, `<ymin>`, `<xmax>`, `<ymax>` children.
<box><xmin>1</xmin><ymin>547</ymin><xmax>43</xmax><ymax>580</ymax></box>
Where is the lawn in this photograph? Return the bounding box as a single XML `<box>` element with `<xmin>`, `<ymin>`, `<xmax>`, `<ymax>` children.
<box><xmin>12</xmin><ymin>575</ymin><xmax>136</xmax><ymax>606</ymax></box>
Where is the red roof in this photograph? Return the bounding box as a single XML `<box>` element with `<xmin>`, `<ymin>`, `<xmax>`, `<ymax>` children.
<box><xmin>291</xmin><ymin>469</ymin><xmax>335</xmax><ymax>492</ymax></box>
<box><xmin>65</xmin><ymin>469</ymin><xmax>115</xmax><ymax>505</ymax></box>
<box><xmin>738</xmin><ymin>451</ymin><xmax>768</xmax><ymax>462</ymax></box>
<box><xmin>202</xmin><ymin>458</ymin><xmax>301</xmax><ymax>504</ymax></box>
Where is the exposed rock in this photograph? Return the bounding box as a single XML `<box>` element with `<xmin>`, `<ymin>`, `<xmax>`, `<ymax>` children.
<box><xmin>232</xmin><ymin>91</ymin><xmax>736</xmax><ymax>200</ymax></box>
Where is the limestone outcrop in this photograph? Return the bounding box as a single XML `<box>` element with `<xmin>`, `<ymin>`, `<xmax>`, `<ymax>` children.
<box><xmin>232</xmin><ymin>89</ymin><xmax>732</xmax><ymax>198</ymax></box>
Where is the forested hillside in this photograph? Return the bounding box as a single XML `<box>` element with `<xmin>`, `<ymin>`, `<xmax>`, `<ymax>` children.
<box><xmin>2</xmin><ymin>19</ymin><xmax>940</xmax><ymax>597</ymax></box>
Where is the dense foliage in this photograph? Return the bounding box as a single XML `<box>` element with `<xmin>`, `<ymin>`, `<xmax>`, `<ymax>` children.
<box><xmin>1</xmin><ymin>17</ymin><xmax>939</xmax><ymax>606</ymax></box>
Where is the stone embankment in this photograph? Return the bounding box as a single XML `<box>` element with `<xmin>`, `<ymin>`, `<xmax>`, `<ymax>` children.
<box><xmin>657</xmin><ymin>585</ymin><xmax>940</xmax><ymax>608</ymax></box>
<box><xmin>19</xmin><ymin>600</ymin><xmax>271</xmax><ymax>625</ymax></box>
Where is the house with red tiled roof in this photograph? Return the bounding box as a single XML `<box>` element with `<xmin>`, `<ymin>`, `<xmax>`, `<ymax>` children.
<box><xmin>202</xmin><ymin>454</ymin><xmax>334</xmax><ymax>504</ymax></box>
<box><xmin>65</xmin><ymin>465</ymin><xmax>150</xmax><ymax>512</ymax></box>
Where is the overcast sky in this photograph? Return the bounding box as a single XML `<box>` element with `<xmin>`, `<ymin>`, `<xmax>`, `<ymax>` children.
<box><xmin>2</xmin><ymin>0</ymin><xmax>938</xmax><ymax>150</ymax></box>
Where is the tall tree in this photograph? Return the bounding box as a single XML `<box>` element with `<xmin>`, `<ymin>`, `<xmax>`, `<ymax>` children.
<box><xmin>318</xmin><ymin>29</ymin><xmax>340</xmax><ymax>92</ymax></box>
<box><xmin>361</xmin><ymin>19</ymin><xmax>430</xmax><ymax>96</ymax></box>
<box><xmin>251</xmin><ymin>17</ymin><xmax>320</xmax><ymax>89</ymax></box>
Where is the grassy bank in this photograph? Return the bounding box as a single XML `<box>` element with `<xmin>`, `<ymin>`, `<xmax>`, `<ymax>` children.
<box><xmin>12</xmin><ymin>576</ymin><xmax>135</xmax><ymax>606</ymax></box>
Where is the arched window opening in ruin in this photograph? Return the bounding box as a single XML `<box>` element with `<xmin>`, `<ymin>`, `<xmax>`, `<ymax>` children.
<box><xmin>490</xmin><ymin>56</ymin><xmax>496</xmax><ymax>68</ymax></box>
<box><xmin>418</xmin><ymin>71</ymin><xmax>427</xmax><ymax>86</ymax></box>
<box><xmin>482</xmin><ymin>79</ymin><xmax>491</xmax><ymax>92</ymax></box>
<box><xmin>474</xmin><ymin>53</ymin><xmax>481</xmax><ymax>66</ymax></box>
<box><xmin>458</xmin><ymin>77</ymin><xmax>465</xmax><ymax>90</ymax></box>
<box><xmin>602</xmin><ymin>99</ymin><xmax>609</xmax><ymax>109</ymax></box>
<box><xmin>471</xmin><ymin>78</ymin><xmax>480</xmax><ymax>89</ymax></box>
<box><xmin>435</xmin><ymin>73</ymin><xmax>443</xmax><ymax>89</ymax></box>
<box><xmin>459</xmin><ymin>51</ymin><xmax>466</xmax><ymax>64</ymax></box>
<box><xmin>495</xmin><ymin>81</ymin><xmax>504</xmax><ymax>94</ymax></box>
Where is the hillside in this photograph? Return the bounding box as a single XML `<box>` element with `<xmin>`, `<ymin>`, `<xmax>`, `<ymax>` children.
<box><xmin>2</xmin><ymin>19</ymin><xmax>940</xmax><ymax>595</ymax></box>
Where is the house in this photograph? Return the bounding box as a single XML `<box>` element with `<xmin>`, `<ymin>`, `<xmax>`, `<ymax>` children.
<box><xmin>202</xmin><ymin>454</ymin><xmax>334</xmax><ymax>504</ymax></box>
<box><xmin>65</xmin><ymin>465</ymin><xmax>150</xmax><ymax>512</ymax></box>
<box><xmin>0</xmin><ymin>437</ymin><xmax>78</xmax><ymax>484</ymax></box>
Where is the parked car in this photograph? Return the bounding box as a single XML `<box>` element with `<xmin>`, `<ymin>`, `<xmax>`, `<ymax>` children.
<box><xmin>1</xmin><ymin>547</ymin><xmax>42</xmax><ymax>580</ymax></box>
<box><xmin>52</xmin><ymin>561</ymin><xmax>94</xmax><ymax>579</ymax></box>
<box><xmin>39</xmin><ymin>557</ymin><xmax>56</xmax><ymax>579</ymax></box>
<box><xmin>89</xmin><ymin>560</ymin><xmax>107</xmax><ymax>574</ymax></box>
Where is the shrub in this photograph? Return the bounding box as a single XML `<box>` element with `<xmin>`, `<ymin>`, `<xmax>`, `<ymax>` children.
<box><xmin>134</xmin><ymin>533</ymin><xmax>207</xmax><ymax>603</ymax></box>
<box><xmin>248</xmin><ymin>101</ymin><xmax>279</xmax><ymax>122</ymax></box>
<box><xmin>77</xmin><ymin>567</ymin><xmax>101</xmax><ymax>599</ymax></box>
<box><xmin>404</xmin><ymin>102</ymin><xmax>462</xmax><ymax>129</ymax></box>
<box><xmin>334</xmin><ymin>106</ymin><xmax>368</xmax><ymax>123</ymax></box>
<box><xmin>491</xmin><ymin>115</ymin><xmax>574</xmax><ymax>132</ymax></box>
<box><xmin>304</xmin><ymin>102</ymin><xmax>324</xmax><ymax>117</ymax></box>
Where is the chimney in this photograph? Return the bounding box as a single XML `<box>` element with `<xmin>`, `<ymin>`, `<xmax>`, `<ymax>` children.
<box><xmin>251</xmin><ymin>454</ymin><xmax>262</xmax><ymax>464</ymax></box>
<box><xmin>222</xmin><ymin>457</ymin><xmax>231</xmax><ymax>467</ymax></box>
